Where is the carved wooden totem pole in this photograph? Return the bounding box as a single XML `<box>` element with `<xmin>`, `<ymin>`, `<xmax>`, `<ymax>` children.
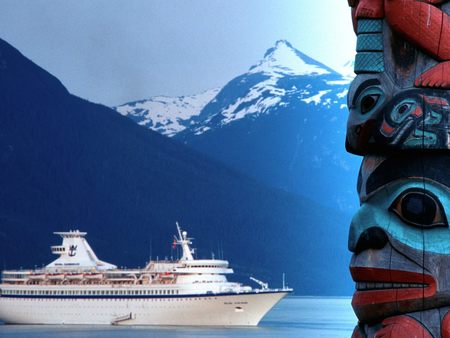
<box><xmin>347</xmin><ymin>1</ymin><xmax>450</xmax><ymax>337</ymax></box>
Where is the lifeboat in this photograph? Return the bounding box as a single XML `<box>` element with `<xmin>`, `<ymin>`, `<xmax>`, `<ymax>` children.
<box><xmin>65</xmin><ymin>273</ymin><xmax>83</xmax><ymax>280</ymax></box>
<box><xmin>28</xmin><ymin>274</ymin><xmax>46</xmax><ymax>280</ymax></box>
<box><xmin>84</xmin><ymin>273</ymin><xmax>103</xmax><ymax>280</ymax></box>
<box><xmin>47</xmin><ymin>274</ymin><xmax>65</xmax><ymax>280</ymax></box>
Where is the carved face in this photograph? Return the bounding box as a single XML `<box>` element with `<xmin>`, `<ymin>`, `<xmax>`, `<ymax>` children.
<box><xmin>347</xmin><ymin>77</ymin><xmax>450</xmax><ymax>154</ymax></box>
<box><xmin>349</xmin><ymin>155</ymin><xmax>450</xmax><ymax>323</ymax></box>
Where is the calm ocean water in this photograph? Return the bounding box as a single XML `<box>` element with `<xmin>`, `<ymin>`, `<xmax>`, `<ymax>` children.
<box><xmin>0</xmin><ymin>297</ymin><xmax>357</xmax><ymax>338</ymax></box>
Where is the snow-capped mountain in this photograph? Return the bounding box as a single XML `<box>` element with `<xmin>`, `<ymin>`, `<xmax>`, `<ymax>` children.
<box><xmin>0</xmin><ymin>37</ymin><xmax>354</xmax><ymax>296</ymax></box>
<box><xmin>337</xmin><ymin>60</ymin><xmax>356</xmax><ymax>81</ymax></box>
<box><xmin>115</xmin><ymin>88</ymin><xmax>220</xmax><ymax>137</ymax></box>
<box><xmin>116</xmin><ymin>40</ymin><xmax>351</xmax><ymax>138</ymax></box>
<box><xmin>115</xmin><ymin>40</ymin><xmax>359</xmax><ymax>213</ymax></box>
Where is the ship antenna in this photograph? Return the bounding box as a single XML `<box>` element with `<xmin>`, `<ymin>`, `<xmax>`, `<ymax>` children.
<box><xmin>149</xmin><ymin>237</ymin><xmax>152</xmax><ymax>261</ymax></box>
<box><xmin>176</xmin><ymin>221</ymin><xmax>183</xmax><ymax>241</ymax></box>
<box><xmin>282</xmin><ymin>273</ymin><xmax>286</xmax><ymax>290</ymax></box>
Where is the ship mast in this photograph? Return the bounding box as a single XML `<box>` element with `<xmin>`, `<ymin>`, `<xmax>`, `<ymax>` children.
<box><xmin>176</xmin><ymin>222</ymin><xmax>194</xmax><ymax>261</ymax></box>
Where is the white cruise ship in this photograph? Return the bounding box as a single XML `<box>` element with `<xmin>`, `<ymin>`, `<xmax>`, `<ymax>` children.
<box><xmin>0</xmin><ymin>224</ymin><xmax>292</xmax><ymax>326</ymax></box>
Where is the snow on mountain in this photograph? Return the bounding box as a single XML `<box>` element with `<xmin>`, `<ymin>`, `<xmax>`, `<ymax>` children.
<box><xmin>184</xmin><ymin>40</ymin><xmax>350</xmax><ymax>135</ymax></box>
<box><xmin>115</xmin><ymin>88</ymin><xmax>220</xmax><ymax>137</ymax></box>
<box><xmin>248</xmin><ymin>40</ymin><xmax>332</xmax><ymax>76</ymax></box>
<box><xmin>115</xmin><ymin>40</ymin><xmax>351</xmax><ymax>138</ymax></box>
<box><xmin>112</xmin><ymin>39</ymin><xmax>358</xmax><ymax>214</ymax></box>
<box><xmin>337</xmin><ymin>60</ymin><xmax>356</xmax><ymax>80</ymax></box>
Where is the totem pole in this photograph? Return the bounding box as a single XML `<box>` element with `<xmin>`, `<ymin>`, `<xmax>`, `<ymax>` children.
<box><xmin>347</xmin><ymin>1</ymin><xmax>450</xmax><ymax>337</ymax></box>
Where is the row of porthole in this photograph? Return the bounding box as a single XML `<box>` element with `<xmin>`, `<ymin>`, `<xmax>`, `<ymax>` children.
<box><xmin>3</xmin><ymin>297</ymin><xmax>217</xmax><ymax>302</ymax></box>
<box><xmin>0</xmin><ymin>289</ymin><xmax>180</xmax><ymax>296</ymax></box>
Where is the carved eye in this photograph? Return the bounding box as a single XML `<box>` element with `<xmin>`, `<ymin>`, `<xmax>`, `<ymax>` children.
<box><xmin>361</xmin><ymin>94</ymin><xmax>380</xmax><ymax>114</ymax></box>
<box><xmin>391</xmin><ymin>99</ymin><xmax>418</xmax><ymax>123</ymax></box>
<box><xmin>389</xmin><ymin>189</ymin><xmax>448</xmax><ymax>228</ymax></box>
<box><xmin>355</xmin><ymin>86</ymin><xmax>384</xmax><ymax>115</ymax></box>
<box><xmin>398</xmin><ymin>103</ymin><xmax>412</xmax><ymax>115</ymax></box>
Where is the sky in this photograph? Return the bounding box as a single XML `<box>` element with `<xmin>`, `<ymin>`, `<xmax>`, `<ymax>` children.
<box><xmin>0</xmin><ymin>0</ymin><xmax>356</xmax><ymax>106</ymax></box>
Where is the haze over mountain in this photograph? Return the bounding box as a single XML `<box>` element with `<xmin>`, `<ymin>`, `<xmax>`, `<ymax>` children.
<box><xmin>116</xmin><ymin>40</ymin><xmax>360</xmax><ymax>214</ymax></box>
<box><xmin>0</xmin><ymin>38</ymin><xmax>352</xmax><ymax>295</ymax></box>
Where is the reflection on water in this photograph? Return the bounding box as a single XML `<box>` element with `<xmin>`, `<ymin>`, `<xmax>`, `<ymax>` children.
<box><xmin>0</xmin><ymin>297</ymin><xmax>356</xmax><ymax>338</ymax></box>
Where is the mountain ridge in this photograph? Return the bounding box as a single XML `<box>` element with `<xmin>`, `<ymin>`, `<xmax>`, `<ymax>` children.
<box><xmin>115</xmin><ymin>39</ymin><xmax>359</xmax><ymax>214</ymax></box>
<box><xmin>115</xmin><ymin>40</ymin><xmax>352</xmax><ymax>139</ymax></box>
<box><xmin>0</xmin><ymin>37</ymin><xmax>353</xmax><ymax>295</ymax></box>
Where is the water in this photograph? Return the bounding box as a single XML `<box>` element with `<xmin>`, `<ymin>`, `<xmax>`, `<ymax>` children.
<box><xmin>0</xmin><ymin>297</ymin><xmax>357</xmax><ymax>338</ymax></box>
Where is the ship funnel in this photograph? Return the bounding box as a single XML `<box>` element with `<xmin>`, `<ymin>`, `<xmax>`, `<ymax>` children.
<box><xmin>46</xmin><ymin>230</ymin><xmax>116</xmax><ymax>271</ymax></box>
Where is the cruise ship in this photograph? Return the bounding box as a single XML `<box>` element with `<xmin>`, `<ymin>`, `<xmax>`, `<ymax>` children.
<box><xmin>0</xmin><ymin>224</ymin><xmax>292</xmax><ymax>325</ymax></box>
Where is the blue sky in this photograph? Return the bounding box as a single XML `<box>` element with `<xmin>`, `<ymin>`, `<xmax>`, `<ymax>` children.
<box><xmin>0</xmin><ymin>0</ymin><xmax>355</xmax><ymax>106</ymax></box>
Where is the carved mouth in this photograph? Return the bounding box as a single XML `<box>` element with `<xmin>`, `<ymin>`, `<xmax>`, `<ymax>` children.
<box><xmin>351</xmin><ymin>267</ymin><xmax>436</xmax><ymax>307</ymax></box>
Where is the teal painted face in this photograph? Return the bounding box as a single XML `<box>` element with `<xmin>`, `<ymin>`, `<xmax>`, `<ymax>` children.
<box><xmin>349</xmin><ymin>156</ymin><xmax>450</xmax><ymax>324</ymax></box>
<box><xmin>349</xmin><ymin>178</ymin><xmax>450</xmax><ymax>254</ymax></box>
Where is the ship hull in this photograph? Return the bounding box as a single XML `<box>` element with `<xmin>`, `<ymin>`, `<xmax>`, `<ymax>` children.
<box><xmin>0</xmin><ymin>291</ymin><xmax>288</xmax><ymax>326</ymax></box>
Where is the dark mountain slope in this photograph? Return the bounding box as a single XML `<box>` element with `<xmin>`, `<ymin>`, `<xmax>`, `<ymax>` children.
<box><xmin>0</xmin><ymin>38</ymin><xmax>352</xmax><ymax>295</ymax></box>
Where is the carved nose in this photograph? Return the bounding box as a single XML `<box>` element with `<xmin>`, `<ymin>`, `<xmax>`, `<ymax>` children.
<box><xmin>350</xmin><ymin>226</ymin><xmax>389</xmax><ymax>254</ymax></box>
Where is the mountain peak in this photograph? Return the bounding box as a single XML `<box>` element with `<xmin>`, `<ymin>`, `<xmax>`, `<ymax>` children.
<box><xmin>249</xmin><ymin>40</ymin><xmax>333</xmax><ymax>77</ymax></box>
<box><xmin>263</xmin><ymin>39</ymin><xmax>295</xmax><ymax>58</ymax></box>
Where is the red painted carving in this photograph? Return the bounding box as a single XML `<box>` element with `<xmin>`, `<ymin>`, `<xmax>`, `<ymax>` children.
<box><xmin>349</xmin><ymin>0</ymin><xmax>450</xmax><ymax>88</ymax></box>
<box><xmin>442</xmin><ymin>311</ymin><xmax>450</xmax><ymax>338</ymax></box>
<box><xmin>416</xmin><ymin>61</ymin><xmax>450</xmax><ymax>88</ymax></box>
<box><xmin>355</xmin><ymin>0</ymin><xmax>385</xmax><ymax>19</ymax></box>
<box><xmin>374</xmin><ymin>316</ymin><xmax>432</xmax><ymax>338</ymax></box>
<box><xmin>351</xmin><ymin>267</ymin><xmax>437</xmax><ymax>308</ymax></box>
